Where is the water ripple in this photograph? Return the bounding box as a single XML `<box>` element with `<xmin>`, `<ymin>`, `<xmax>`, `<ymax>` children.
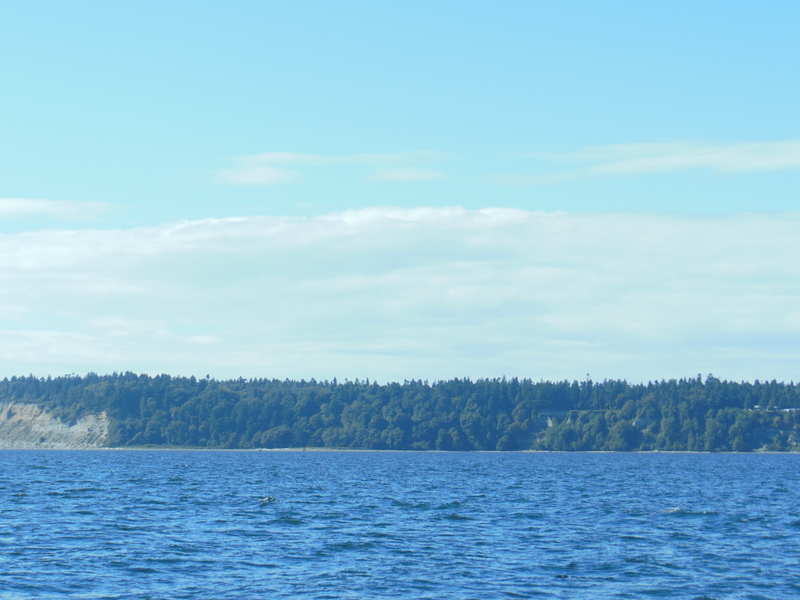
<box><xmin>1</xmin><ymin>451</ymin><xmax>799</xmax><ymax>599</ymax></box>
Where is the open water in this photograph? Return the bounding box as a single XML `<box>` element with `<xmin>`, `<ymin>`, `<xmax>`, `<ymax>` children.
<box><xmin>1</xmin><ymin>451</ymin><xmax>799</xmax><ymax>599</ymax></box>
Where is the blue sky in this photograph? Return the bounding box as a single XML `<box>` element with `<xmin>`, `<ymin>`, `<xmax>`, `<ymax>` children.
<box><xmin>1</xmin><ymin>2</ymin><xmax>799</xmax><ymax>382</ymax></box>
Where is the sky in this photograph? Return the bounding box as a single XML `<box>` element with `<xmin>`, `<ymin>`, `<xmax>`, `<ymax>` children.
<box><xmin>1</xmin><ymin>1</ymin><xmax>799</xmax><ymax>383</ymax></box>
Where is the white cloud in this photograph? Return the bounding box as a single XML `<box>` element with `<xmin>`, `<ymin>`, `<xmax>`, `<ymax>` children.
<box><xmin>581</xmin><ymin>140</ymin><xmax>800</xmax><ymax>174</ymax></box>
<box><xmin>0</xmin><ymin>198</ymin><xmax>107</xmax><ymax>220</ymax></box>
<box><xmin>216</xmin><ymin>151</ymin><xmax>449</xmax><ymax>185</ymax></box>
<box><xmin>1</xmin><ymin>208</ymin><xmax>799</xmax><ymax>383</ymax></box>
<box><xmin>505</xmin><ymin>140</ymin><xmax>800</xmax><ymax>182</ymax></box>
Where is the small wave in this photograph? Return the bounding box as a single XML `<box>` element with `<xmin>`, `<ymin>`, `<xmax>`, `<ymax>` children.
<box><xmin>660</xmin><ymin>507</ymin><xmax>719</xmax><ymax>517</ymax></box>
<box><xmin>168</xmin><ymin>544</ymin><xmax>202</xmax><ymax>554</ymax></box>
<box><xmin>624</xmin><ymin>554</ymin><xmax>651</xmax><ymax>564</ymax></box>
<box><xmin>146</xmin><ymin>557</ymin><xmax>183</xmax><ymax>565</ymax></box>
<box><xmin>511</xmin><ymin>511</ymin><xmax>544</xmax><ymax>520</ymax></box>
<box><xmin>504</xmin><ymin>591</ymin><xmax>537</xmax><ymax>599</ymax></box>
<box><xmin>66</xmin><ymin>487</ymin><xmax>104</xmax><ymax>494</ymax></box>
<box><xmin>296</xmin><ymin>498</ymin><xmax>337</xmax><ymax>506</ymax></box>
<box><xmin>440</xmin><ymin>513</ymin><xmax>472</xmax><ymax>521</ymax></box>
<box><xmin>325</xmin><ymin>541</ymin><xmax>375</xmax><ymax>552</ymax></box>
<box><xmin>730</xmin><ymin>514</ymin><xmax>766</xmax><ymax>524</ymax></box>
<box><xmin>127</xmin><ymin>566</ymin><xmax>158</xmax><ymax>574</ymax></box>
<box><xmin>138</xmin><ymin>498</ymin><xmax>170</xmax><ymax>506</ymax></box>
<box><xmin>268</xmin><ymin>515</ymin><xmax>305</xmax><ymax>526</ymax></box>
<box><xmin>366</xmin><ymin>531</ymin><xmax>392</xmax><ymax>539</ymax></box>
<box><xmin>391</xmin><ymin>499</ymin><xmax>432</xmax><ymax>510</ymax></box>
<box><xmin>238</xmin><ymin>560</ymin><xmax>280</xmax><ymax>569</ymax></box>
<box><xmin>316</xmin><ymin>511</ymin><xmax>347</xmax><ymax>520</ymax></box>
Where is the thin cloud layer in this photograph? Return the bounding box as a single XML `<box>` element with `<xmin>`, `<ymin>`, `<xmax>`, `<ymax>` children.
<box><xmin>503</xmin><ymin>140</ymin><xmax>800</xmax><ymax>183</ymax></box>
<box><xmin>219</xmin><ymin>141</ymin><xmax>800</xmax><ymax>188</ymax></box>
<box><xmin>0</xmin><ymin>198</ymin><xmax>107</xmax><ymax>220</ymax></box>
<box><xmin>216</xmin><ymin>152</ymin><xmax>448</xmax><ymax>185</ymax></box>
<box><xmin>1</xmin><ymin>208</ymin><xmax>798</xmax><ymax>382</ymax></box>
<box><xmin>572</xmin><ymin>140</ymin><xmax>800</xmax><ymax>174</ymax></box>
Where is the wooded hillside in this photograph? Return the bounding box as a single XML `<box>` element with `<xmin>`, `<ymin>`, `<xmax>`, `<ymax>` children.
<box><xmin>1</xmin><ymin>373</ymin><xmax>799</xmax><ymax>451</ymax></box>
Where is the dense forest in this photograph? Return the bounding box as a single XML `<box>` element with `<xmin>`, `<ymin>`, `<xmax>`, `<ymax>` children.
<box><xmin>1</xmin><ymin>373</ymin><xmax>800</xmax><ymax>451</ymax></box>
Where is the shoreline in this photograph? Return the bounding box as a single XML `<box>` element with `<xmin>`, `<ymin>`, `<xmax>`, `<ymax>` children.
<box><xmin>1</xmin><ymin>446</ymin><xmax>798</xmax><ymax>454</ymax></box>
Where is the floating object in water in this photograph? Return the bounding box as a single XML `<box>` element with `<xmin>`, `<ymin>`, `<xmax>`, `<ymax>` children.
<box><xmin>259</xmin><ymin>496</ymin><xmax>276</xmax><ymax>506</ymax></box>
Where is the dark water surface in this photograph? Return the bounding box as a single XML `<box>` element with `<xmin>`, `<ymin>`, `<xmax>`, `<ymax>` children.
<box><xmin>1</xmin><ymin>451</ymin><xmax>799</xmax><ymax>599</ymax></box>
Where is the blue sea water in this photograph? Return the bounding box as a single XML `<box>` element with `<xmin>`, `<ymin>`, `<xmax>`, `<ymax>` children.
<box><xmin>1</xmin><ymin>451</ymin><xmax>799</xmax><ymax>599</ymax></box>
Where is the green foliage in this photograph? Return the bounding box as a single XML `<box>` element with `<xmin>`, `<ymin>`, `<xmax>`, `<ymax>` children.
<box><xmin>1</xmin><ymin>373</ymin><xmax>799</xmax><ymax>451</ymax></box>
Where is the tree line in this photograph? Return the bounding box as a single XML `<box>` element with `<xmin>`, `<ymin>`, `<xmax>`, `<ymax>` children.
<box><xmin>1</xmin><ymin>372</ymin><xmax>799</xmax><ymax>451</ymax></box>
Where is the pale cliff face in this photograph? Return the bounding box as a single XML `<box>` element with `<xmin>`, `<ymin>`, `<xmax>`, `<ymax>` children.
<box><xmin>0</xmin><ymin>403</ymin><xmax>108</xmax><ymax>449</ymax></box>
